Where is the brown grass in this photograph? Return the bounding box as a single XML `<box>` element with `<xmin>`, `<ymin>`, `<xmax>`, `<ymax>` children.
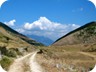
<box><xmin>35</xmin><ymin>45</ymin><xmax>96</xmax><ymax>72</ymax></box>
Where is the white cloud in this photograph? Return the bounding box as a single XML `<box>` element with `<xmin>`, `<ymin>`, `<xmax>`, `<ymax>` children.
<box><xmin>24</xmin><ymin>17</ymin><xmax>60</xmax><ymax>31</ymax></box>
<box><xmin>72</xmin><ymin>8</ymin><xmax>84</xmax><ymax>12</ymax></box>
<box><xmin>15</xmin><ymin>28</ymin><xmax>25</xmax><ymax>33</ymax></box>
<box><xmin>4</xmin><ymin>19</ymin><xmax>16</xmax><ymax>26</ymax></box>
<box><xmin>80</xmin><ymin>8</ymin><xmax>83</xmax><ymax>11</ymax></box>
<box><xmin>24</xmin><ymin>17</ymin><xmax>79</xmax><ymax>31</ymax></box>
<box><xmin>17</xmin><ymin>17</ymin><xmax>80</xmax><ymax>40</ymax></box>
<box><xmin>0</xmin><ymin>0</ymin><xmax>7</xmax><ymax>8</ymax></box>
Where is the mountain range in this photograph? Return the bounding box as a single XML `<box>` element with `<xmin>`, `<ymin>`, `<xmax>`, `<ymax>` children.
<box><xmin>26</xmin><ymin>34</ymin><xmax>54</xmax><ymax>46</ymax></box>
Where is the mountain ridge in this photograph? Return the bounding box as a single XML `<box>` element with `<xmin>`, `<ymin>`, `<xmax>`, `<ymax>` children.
<box><xmin>0</xmin><ymin>22</ymin><xmax>44</xmax><ymax>49</ymax></box>
<box><xmin>54</xmin><ymin>21</ymin><xmax>96</xmax><ymax>43</ymax></box>
<box><xmin>26</xmin><ymin>34</ymin><xmax>54</xmax><ymax>46</ymax></box>
<box><xmin>53</xmin><ymin>21</ymin><xmax>96</xmax><ymax>46</ymax></box>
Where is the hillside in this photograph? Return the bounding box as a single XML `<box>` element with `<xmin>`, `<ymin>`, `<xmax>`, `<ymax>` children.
<box><xmin>0</xmin><ymin>22</ymin><xmax>45</xmax><ymax>71</ymax></box>
<box><xmin>0</xmin><ymin>22</ymin><xmax>44</xmax><ymax>55</ymax></box>
<box><xmin>53</xmin><ymin>22</ymin><xmax>96</xmax><ymax>46</ymax></box>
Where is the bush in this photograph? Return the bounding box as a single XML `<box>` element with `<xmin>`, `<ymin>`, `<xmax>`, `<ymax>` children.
<box><xmin>0</xmin><ymin>55</ymin><xmax>13</xmax><ymax>70</ymax></box>
<box><xmin>7</xmin><ymin>50</ymin><xmax>17</xmax><ymax>57</ymax></box>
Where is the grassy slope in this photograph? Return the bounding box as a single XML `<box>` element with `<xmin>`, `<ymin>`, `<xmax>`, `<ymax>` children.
<box><xmin>0</xmin><ymin>22</ymin><xmax>44</xmax><ymax>48</ymax></box>
<box><xmin>36</xmin><ymin>46</ymin><xmax>96</xmax><ymax>72</ymax></box>
<box><xmin>54</xmin><ymin>22</ymin><xmax>96</xmax><ymax>43</ymax></box>
<box><xmin>36</xmin><ymin>22</ymin><xmax>96</xmax><ymax>71</ymax></box>
<box><xmin>0</xmin><ymin>22</ymin><xmax>44</xmax><ymax>70</ymax></box>
<box><xmin>53</xmin><ymin>22</ymin><xmax>96</xmax><ymax>46</ymax></box>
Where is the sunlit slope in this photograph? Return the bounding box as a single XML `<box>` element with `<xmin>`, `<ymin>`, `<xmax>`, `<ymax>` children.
<box><xmin>0</xmin><ymin>22</ymin><xmax>44</xmax><ymax>49</ymax></box>
<box><xmin>53</xmin><ymin>22</ymin><xmax>96</xmax><ymax>46</ymax></box>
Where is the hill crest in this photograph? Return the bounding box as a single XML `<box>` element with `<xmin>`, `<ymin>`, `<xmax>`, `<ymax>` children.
<box><xmin>53</xmin><ymin>21</ymin><xmax>96</xmax><ymax>46</ymax></box>
<box><xmin>0</xmin><ymin>22</ymin><xmax>44</xmax><ymax>49</ymax></box>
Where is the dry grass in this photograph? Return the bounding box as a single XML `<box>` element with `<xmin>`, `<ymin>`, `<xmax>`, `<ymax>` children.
<box><xmin>35</xmin><ymin>46</ymin><xmax>96</xmax><ymax>72</ymax></box>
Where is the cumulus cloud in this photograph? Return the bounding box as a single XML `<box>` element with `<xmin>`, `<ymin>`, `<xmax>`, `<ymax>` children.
<box><xmin>24</xmin><ymin>17</ymin><xmax>79</xmax><ymax>31</ymax></box>
<box><xmin>4</xmin><ymin>19</ymin><xmax>16</xmax><ymax>26</ymax></box>
<box><xmin>16</xmin><ymin>17</ymin><xmax>80</xmax><ymax>40</ymax></box>
<box><xmin>24</xmin><ymin>17</ymin><xmax>60</xmax><ymax>31</ymax></box>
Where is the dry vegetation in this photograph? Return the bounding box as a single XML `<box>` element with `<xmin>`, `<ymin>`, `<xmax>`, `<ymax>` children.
<box><xmin>0</xmin><ymin>45</ymin><xmax>95</xmax><ymax>72</ymax></box>
<box><xmin>35</xmin><ymin>45</ymin><xmax>96</xmax><ymax>72</ymax></box>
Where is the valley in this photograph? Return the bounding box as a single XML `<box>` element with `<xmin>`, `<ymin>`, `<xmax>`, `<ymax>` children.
<box><xmin>0</xmin><ymin>22</ymin><xmax>96</xmax><ymax>72</ymax></box>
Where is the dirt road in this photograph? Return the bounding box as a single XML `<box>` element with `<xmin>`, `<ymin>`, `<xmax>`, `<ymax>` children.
<box><xmin>7</xmin><ymin>51</ymin><xmax>43</xmax><ymax>72</ymax></box>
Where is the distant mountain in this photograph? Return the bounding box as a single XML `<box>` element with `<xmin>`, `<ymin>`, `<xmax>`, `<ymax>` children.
<box><xmin>26</xmin><ymin>35</ymin><xmax>54</xmax><ymax>46</ymax></box>
<box><xmin>0</xmin><ymin>22</ymin><xmax>44</xmax><ymax>49</ymax></box>
<box><xmin>53</xmin><ymin>22</ymin><xmax>96</xmax><ymax>47</ymax></box>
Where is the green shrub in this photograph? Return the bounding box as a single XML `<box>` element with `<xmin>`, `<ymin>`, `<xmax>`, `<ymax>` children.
<box><xmin>7</xmin><ymin>50</ymin><xmax>17</xmax><ymax>57</ymax></box>
<box><xmin>0</xmin><ymin>55</ymin><xmax>13</xmax><ymax>70</ymax></box>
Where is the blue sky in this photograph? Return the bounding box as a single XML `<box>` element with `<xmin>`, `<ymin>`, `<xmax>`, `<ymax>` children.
<box><xmin>0</xmin><ymin>0</ymin><xmax>96</xmax><ymax>40</ymax></box>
